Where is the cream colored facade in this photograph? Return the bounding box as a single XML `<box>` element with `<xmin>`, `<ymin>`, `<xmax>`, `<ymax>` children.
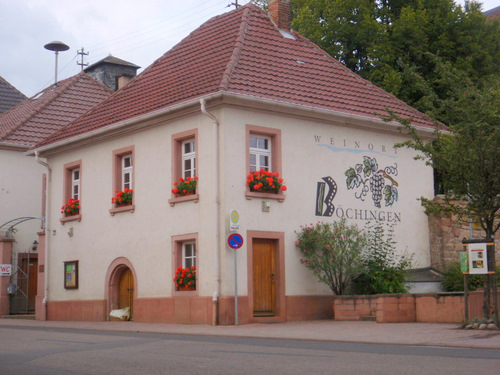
<box><xmin>36</xmin><ymin>95</ymin><xmax>434</xmax><ymax>324</ymax></box>
<box><xmin>0</xmin><ymin>147</ymin><xmax>44</xmax><ymax>258</ymax></box>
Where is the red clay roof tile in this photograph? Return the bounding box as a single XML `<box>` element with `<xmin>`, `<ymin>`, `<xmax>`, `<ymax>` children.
<box><xmin>0</xmin><ymin>72</ymin><xmax>113</xmax><ymax>148</ymax></box>
<box><xmin>35</xmin><ymin>4</ymin><xmax>434</xmax><ymax>149</ymax></box>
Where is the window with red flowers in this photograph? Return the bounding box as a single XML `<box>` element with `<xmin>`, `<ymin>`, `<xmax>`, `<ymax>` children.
<box><xmin>110</xmin><ymin>146</ymin><xmax>135</xmax><ymax>215</ymax></box>
<box><xmin>245</xmin><ymin>125</ymin><xmax>285</xmax><ymax>201</ymax></box>
<box><xmin>172</xmin><ymin>233</ymin><xmax>198</xmax><ymax>294</ymax></box>
<box><xmin>60</xmin><ymin>160</ymin><xmax>82</xmax><ymax>223</ymax></box>
<box><xmin>169</xmin><ymin>129</ymin><xmax>199</xmax><ymax>206</ymax></box>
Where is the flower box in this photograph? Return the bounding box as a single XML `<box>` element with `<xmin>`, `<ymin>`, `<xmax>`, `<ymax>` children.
<box><xmin>112</xmin><ymin>188</ymin><xmax>133</xmax><ymax>206</ymax></box>
<box><xmin>247</xmin><ymin>169</ymin><xmax>287</xmax><ymax>193</ymax></box>
<box><xmin>174</xmin><ymin>266</ymin><xmax>196</xmax><ymax>290</ymax></box>
<box><xmin>61</xmin><ymin>198</ymin><xmax>80</xmax><ymax>216</ymax></box>
<box><xmin>172</xmin><ymin>177</ymin><xmax>198</xmax><ymax>197</ymax></box>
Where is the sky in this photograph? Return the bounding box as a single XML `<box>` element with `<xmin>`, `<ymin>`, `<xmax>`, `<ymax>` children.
<box><xmin>1</xmin><ymin>0</ymin><xmax>498</xmax><ymax>98</ymax></box>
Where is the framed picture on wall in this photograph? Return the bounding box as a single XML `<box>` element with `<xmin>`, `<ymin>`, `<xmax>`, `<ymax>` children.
<box><xmin>64</xmin><ymin>260</ymin><xmax>78</xmax><ymax>289</ymax></box>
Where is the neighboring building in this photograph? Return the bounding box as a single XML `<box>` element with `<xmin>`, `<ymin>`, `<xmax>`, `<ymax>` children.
<box><xmin>0</xmin><ymin>76</ymin><xmax>26</xmax><ymax>114</ymax></box>
<box><xmin>0</xmin><ymin>73</ymin><xmax>113</xmax><ymax>314</ymax></box>
<box><xmin>84</xmin><ymin>55</ymin><xmax>140</xmax><ymax>92</ymax></box>
<box><xmin>30</xmin><ymin>1</ymin><xmax>436</xmax><ymax>325</ymax></box>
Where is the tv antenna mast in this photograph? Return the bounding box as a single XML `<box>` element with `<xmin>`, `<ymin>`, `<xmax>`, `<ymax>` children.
<box><xmin>77</xmin><ymin>48</ymin><xmax>89</xmax><ymax>71</ymax></box>
<box><xmin>44</xmin><ymin>41</ymin><xmax>70</xmax><ymax>88</ymax></box>
<box><xmin>228</xmin><ymin>0</ymin><xmax>241</xmax><ymax>9</ymax></box>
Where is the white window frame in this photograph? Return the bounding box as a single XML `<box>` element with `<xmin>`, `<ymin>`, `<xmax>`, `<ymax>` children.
<box><xmin>182</xmin><ymin>242</ymin><xmax>196</xmax><ymax>268</ymax></box>
<box><xmin>182</xmin><ymin>138</ymin><xmax>196</xmax><ymax>178</ymax></box>
<box><xmin>71</xmin><ymin>168</ymin><xmax>80</xmax><ymax>200</ymax></box>
<box><xmin>121</xmin><ymin>154</ymin><xmax>133</xmax><ymax>190</ymax></box>
<box><xmin>249</xmin><ymin>135</ymin><xmax>271</xmax><ymax>172</ymax></box>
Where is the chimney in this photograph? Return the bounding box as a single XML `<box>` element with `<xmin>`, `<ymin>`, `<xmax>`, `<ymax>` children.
<box><xmin>269</xmin><ymin>0</ymin><xmax>291</xmax><ymax>31</ymax></box>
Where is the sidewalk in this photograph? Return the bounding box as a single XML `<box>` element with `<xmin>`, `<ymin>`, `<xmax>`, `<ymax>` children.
<box><xmin>1</xmin><ymin>318</ymin><xmax>500</xmax><ymax>350</ymax></box>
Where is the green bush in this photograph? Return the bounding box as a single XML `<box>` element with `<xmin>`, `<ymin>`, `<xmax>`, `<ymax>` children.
<box><xmin>441</xmin><ymin>261</ymin><xmax>500</xmax><ymax>292</ymax></box>
<box><xmin>352</xmin><ymin>222</ymin><xmax>413</xmax><ymax>295</ymax></box>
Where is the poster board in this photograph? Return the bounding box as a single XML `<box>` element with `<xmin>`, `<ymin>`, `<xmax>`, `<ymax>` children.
<box><xmin>467</xmin><ymin>242</ymin><xmax>488</xmax><ymax>274</ymax></box>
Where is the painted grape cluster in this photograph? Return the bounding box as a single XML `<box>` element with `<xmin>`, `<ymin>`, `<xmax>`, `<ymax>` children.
<box><xmin>345</xmin><ymin>156</ymin><xmax>399</xmax><ymax>208</ymax></box>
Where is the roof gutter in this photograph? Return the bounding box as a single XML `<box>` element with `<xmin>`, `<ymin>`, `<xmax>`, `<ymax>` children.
<box><xmin>200</xmin><ymin>98</ymin><xmax>221</xmax><ymax>326</ymax></box>
<box><xmin>35</xmin><ymin>150</ymin><xmax>51</xmax><ymax>320</ymax></box>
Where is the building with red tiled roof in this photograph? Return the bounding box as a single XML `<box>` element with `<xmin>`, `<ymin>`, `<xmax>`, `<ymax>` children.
<box><xmin>27</xmin><ymin>1</ymin><xmax>437</xmax><ymax>324</ymax></box>
<box><xmin>0</xmin><ymin>75</ymin><xmax>26</xmax><ymax>115</ymax></box>
<box><xmin>0</xmin><ymin>72</ymin><xmax>114</xmax><ymax>315</ymax></box>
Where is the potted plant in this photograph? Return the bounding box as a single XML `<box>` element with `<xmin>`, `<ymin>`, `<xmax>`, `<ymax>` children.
<box><xmin>247</xmin><ymin>169</ymin><xmax>287</xmax><ymax>193</ymax></box>
<box><xmin>112</xmin><ymin>188</ymin><xmax>133</xmax><ymax>206</ymax></box>
<box><xmin>174</xmin><ymin>266</ymin><xmax>196</xmax><ymax>290</ymax></box>
<box><xmin>61</xmin><ymin>198</ymin><xmax>80</xmax><ymax>216</ymax></box>
<box><xmin>172</xmin><ymin>176</ymin><xmax>198</xmax><ymax>196</ymax></box>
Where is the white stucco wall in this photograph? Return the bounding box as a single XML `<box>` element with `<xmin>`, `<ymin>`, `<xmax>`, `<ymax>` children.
<box><xmin>45</xmin><ymin>113</ymin><xmax>219</xmax><ymax>301</ymax></box>
<box><xmin>219</xmin><ymin>106</ymin><xmax>434</xmax><ymax>297</ymax></box>
<box><xmin>0</xmin><ymin>149</ymin><xmax>45</xmax><ymax>257</ymax></box>
<box><xmin>44</xmin><ymin>102</ymin><xmax>434</xmax><ymax>302</ymax></box>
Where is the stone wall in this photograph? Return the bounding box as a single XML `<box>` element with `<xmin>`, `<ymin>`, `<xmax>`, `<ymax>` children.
<box><xmin>428</xmin><ymin>197</ymin><xmax>500</xmax><ymax>272</ymax></box>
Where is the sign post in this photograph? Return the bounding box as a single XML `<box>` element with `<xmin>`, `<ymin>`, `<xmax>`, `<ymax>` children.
<box><xmin>228</xmin><ymin>232</ymin><xmax>243</xmax><ymax>325</ymax></box>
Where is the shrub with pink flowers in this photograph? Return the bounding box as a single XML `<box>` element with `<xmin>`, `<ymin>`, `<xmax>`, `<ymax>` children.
<box><xmin>295</xmin><ymin>219</ymin><xmax>365</xmax><ymax>295</ymax></box>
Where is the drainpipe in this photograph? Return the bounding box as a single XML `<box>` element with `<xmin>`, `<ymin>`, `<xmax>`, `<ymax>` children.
<box><xmin>35</xmin><ymin>150</ymin><xmax>51</xmax><ymax>320</ymax></box>
<box><xmin>200</xmin><ymin>98</ymin><xmax>221</xmax><ymax>326</ymax></box>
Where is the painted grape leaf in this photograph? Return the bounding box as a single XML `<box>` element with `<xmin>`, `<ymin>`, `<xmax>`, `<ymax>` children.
<box><xmin>384</xmin><ymin>185</ymin><xmax>398</xmax><ymax>206</ymax></box>
<box><xmin>363</xmin><ymin>156</ymin><xmax>378</xmax><ymax>177</ymax></box>
<box><xmin>355</xmin><ymin>164</ymin><xmax>363</xmax><ymax>174</ymax></box>
<box><xmin>345</xmin><ymin>168</ymin><xmax>361</xmax><ymax>189</ymax></box>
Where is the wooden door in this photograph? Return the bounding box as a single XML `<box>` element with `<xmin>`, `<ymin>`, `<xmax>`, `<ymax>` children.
<box><xmin>20</xmin><ymin>257</ymin><xmax>38</xmax><ymax>312</ymax></box>
<box><xmin>118</xmin><ymin>269</ymin><xmax>134</xmax><ymax>318</ymax></box>
<box><xmin>253</xmin><ymin>239</ymin><xmax>276</xmax><ymax>316</ymax></box>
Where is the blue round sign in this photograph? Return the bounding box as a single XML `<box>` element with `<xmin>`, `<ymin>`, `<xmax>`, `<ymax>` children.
<box><xmin>227</xmin><ymin>233</ymin><xmax>244</xmax><ymax>249</ymax></box>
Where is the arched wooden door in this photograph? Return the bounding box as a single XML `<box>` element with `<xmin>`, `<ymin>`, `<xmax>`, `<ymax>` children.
<box><xmin>118</xmin><ymin>269</ymin><xmax>134</xmax><ymax>319</ymax></box>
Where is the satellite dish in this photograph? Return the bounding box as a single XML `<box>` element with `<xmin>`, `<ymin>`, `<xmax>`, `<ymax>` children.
<box><xmin>44</xmin><ymin>41</ymin><xmax>70</xmax><ymax>87</ymax></box>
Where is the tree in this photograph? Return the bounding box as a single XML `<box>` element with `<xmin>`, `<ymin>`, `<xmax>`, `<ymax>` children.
<box><xmin>388</xmin><ymin>75</ymin><xmax>500</xmax><ymax>319</ymax></box>
<box><xmin>289</xmin><ymin>0</ymin><xmax>500</xmax><ymax>123</ymax></box>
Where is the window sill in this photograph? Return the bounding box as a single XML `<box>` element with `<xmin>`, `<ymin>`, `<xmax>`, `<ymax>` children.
<box><xmin>169</xmin><ymin>194</ymin><xmax>199</xmax><ymax>206</ymax></box>
<box><xmin>109</xmin><ymin>204</ymin><xmax>135</xmax><ymax>216</ymax></box>
<box><xmin>60</xmin><ymin>214</ymin><xmax>82</xmax><ymax>224</ymax></box>
<box><xmin>245</xmin><ymin>191</ymin><xmax>285</xmax><ymax>202</ymax></box>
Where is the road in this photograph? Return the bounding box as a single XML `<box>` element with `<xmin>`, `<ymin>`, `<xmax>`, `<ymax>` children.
<box><xmin>0</xmin><ymin>325</ymin><xmax>499</xmax><ymax>374</ymax></box>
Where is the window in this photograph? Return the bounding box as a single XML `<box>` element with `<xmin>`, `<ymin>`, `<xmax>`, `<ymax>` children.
<box><xmin>249</xmin><ymin>135</ymin><xmax>271</xmax><ymax>172</ymax></box>
<box><xmin>110</xmin><ymin>146</ymin><xmax>135</xmax><ymax>215</ymax></box>
<box><xmin>246</xmin><ymin>125</ymin><xmax>285</xmax><ymax>201</ymax></box>
<box><xmin>182</xmin><ymin>242</ymin><xmax>196</xmax><ymax>268</ymax></box>
<box><xmin>172</xmin><ymin>233</ymin><xmax>199</xmax><ymax>294</ymax></box>
<box><xmin>182</xmin><ymin>139</ymin><xmax>196</xmax><ymax>178</ymax></box>
<box><xmin>71</xmin><ymin>168</ymin><xmax>80</xmax><ymax>200</ymax></box>
<box><xmin>122</xmin><ymin>154</ymin><xmax>133</xmax><ymax>190</ymax></box>
<box><xmin>170</xmin><ymin>129</ymin><xmax>199</xmax><ymax>205</ymax></box>
<box><xmin>61</xmin><ymin>160</ymin><xmax>82</xmax><ymax>222</ymax></box>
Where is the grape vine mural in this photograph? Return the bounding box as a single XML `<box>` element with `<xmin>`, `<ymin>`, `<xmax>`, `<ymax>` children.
<box><xmin>345</xmin><ymin>156</ymin><xmax>399</xmax><ymax>208</ymax></box>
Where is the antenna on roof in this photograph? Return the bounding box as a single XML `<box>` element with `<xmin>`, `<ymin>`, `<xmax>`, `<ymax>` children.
<box><xmin>227</xmin><ymin>0</ymin><xmax>241</xmax><ymax>9</ymax></box>
<box><xmin>44</xmin><ymin>41</ymin><xmax>70</xmax><ymax>88</ymax></box>
<box><xmin>77</xmin><ymin>48</ymin><xmax>89</xmax><ymax>71</ymax></box>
